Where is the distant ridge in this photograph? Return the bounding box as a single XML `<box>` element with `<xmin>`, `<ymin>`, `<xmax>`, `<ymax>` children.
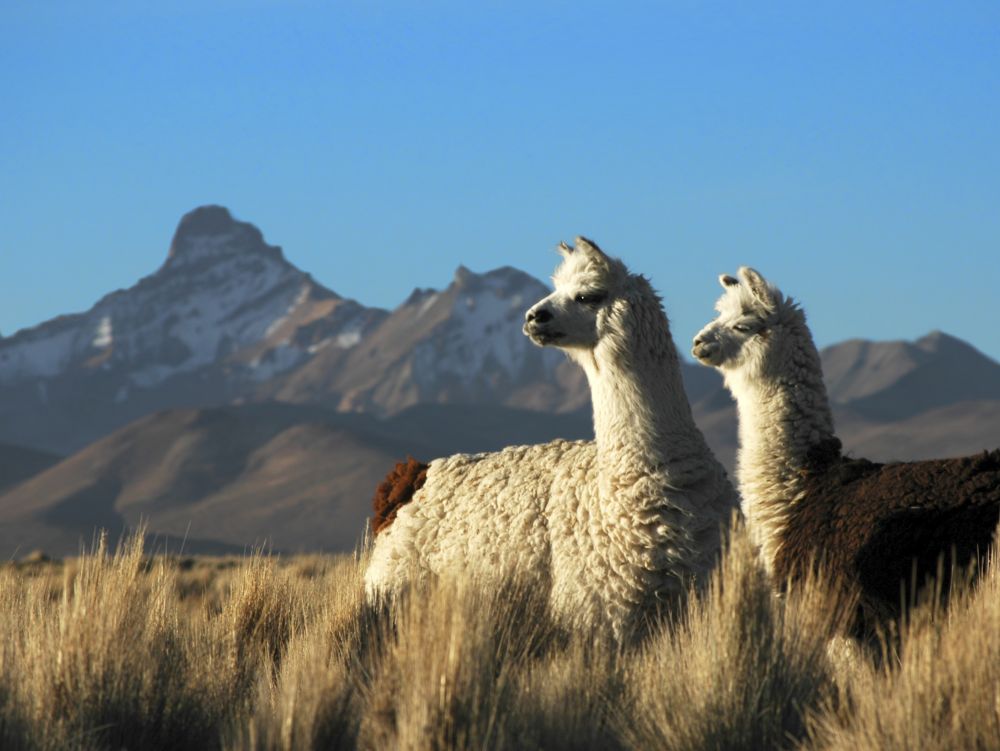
<box><xmin>822</xmin><ymin>331</ymin><xmax>1000</xmax><ymax>420</ymax></box>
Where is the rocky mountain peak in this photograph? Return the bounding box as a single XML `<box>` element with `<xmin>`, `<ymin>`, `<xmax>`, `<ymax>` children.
<box><xmin>915</xmin><ymin>330</ymin><xmax>972</xmax><ymax>356</ymax></box>
<box><xmin>449</xmin><ymin>264</ymin><xmax>548</xmax><ymax>300</ymax></box>
<box><xmin>166</xmin><ymin>205</ymin><xmax>283</xmax><ymax>268</ymax></box>
<box><xmin>452</xmin><ymin>265</ymin><xmax>476</xmax><ymax>289</ymax></box>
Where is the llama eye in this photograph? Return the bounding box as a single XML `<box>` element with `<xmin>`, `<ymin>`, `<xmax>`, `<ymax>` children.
<box><xmin>733</xmin><ymin>323</ymin><xmax>753</xmax><ymax>333</ymax></box>
<box><xmin>575</xmin><ymin>291</ymin><xmax>607</xmax><ymax>306</ymax></box>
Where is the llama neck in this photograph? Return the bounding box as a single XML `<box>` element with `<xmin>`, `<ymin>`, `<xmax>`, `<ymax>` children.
<box><xmin>726</xmin><ymin>328</ymin><xmax>837</xmax><ymax>569</ymax></box>
<box><xmin>582</xmin><ymin>325</ymin><xmax>712</xmax><ymax>504</ymax></box>
<box><xmin>578</xmin><ymin>317</ymin><xmax>725</xmax><ymax>629</ymax></box>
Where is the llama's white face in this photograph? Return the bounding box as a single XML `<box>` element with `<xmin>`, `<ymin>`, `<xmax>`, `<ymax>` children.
<box><xmin>691</xmin><ymin>267</ymin><xmax>784</xmax><ymax>374</ymax></box>
<box><xmin>523</xmin><ymin>237</ymin><xmax>628</xmax><ymax>352</ymax></box>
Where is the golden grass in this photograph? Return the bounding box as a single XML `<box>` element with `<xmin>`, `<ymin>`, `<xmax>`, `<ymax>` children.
<box><xmin>620</xmin><ymin>528</ymin><xmax>853</xmax><ymax>751</ymax></box>
<box><xmin>1</xmin><ymin>522</ymin><xmax>997</xmax><ymax>750</ymax></box>
<box><xmin>808</xmin><ymin>549</ymin><xmax>1000</xmax><ymax>751</ymax></box>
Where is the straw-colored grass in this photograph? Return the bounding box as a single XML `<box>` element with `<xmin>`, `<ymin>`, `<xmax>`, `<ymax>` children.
<box><xmin>1</xmin><ymin>521</ymin><xmax>997</xmax><ymax>750</ymax></box>
<box><xmin>619</xmin><ymin>528</ymin><xmax>853</xmax><ymax>751</ymax></box>
<box><xmin>808</xmin><ymin>548</ymin><xmax>1000</xmax><ymax>751</ymax></box>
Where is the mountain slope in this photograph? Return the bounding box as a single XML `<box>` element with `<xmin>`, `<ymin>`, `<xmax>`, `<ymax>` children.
<box><xmin>0</xmin><ymin>442</ymin><xmax>62</xmax><ymax>495</ymax></box>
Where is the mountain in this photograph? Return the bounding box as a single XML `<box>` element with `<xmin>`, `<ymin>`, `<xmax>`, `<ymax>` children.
<box><xmin>820</xmin><ymin>331</ymin><xmax>1000</xmax><ymax>421</ymax></box>
<box><xmin>0</xmin><ymin>206</ymin><xmax>386</xmax><ymax>453</ymax></box>
<box><xmin>0</xmin><ymin>207</ymin><xmax>587</xmax><ymax>453</ymax></box>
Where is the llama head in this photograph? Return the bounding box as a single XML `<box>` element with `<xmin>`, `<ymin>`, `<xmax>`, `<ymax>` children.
<box><xmin>692</xmin><ymin>266</ymin><xmax>804</xmax><ymax>377</ymax></box>
<box><xmin>523</xmin><ymin>237</ymin><xmax>649</xmax><ymax>359</ymax></box>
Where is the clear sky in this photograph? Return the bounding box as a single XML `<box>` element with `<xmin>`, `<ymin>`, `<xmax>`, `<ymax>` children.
<box><xmin>2</xmin><ymin>1</ymin><xmax>999</xmax><ymax>361</ymax></box>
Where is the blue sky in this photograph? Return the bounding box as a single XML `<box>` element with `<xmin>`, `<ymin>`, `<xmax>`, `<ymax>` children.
<box><xmin>2</xmin><ymin>1</ymin><xmax>999</xmax><ymax>360</ymax></box>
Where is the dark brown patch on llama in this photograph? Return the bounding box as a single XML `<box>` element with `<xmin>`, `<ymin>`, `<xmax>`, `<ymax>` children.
<box><xmin>776</xmin><ymin>448</ymin><xmax>1000</xmax><ymax>634</ymax></box>
<box><xmin>372</xmin><ymin>457</ymin><xmax>430</xmax><ymax>535</ymax></box>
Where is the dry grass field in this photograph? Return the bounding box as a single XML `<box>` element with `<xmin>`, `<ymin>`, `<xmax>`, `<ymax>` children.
<box><xmin>1</xmin><ymin>523</ymin><xmax>997</xmax><ymax>751</ymax></box>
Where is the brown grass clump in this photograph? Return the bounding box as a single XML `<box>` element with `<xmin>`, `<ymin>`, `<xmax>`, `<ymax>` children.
<box><xmin>809</xmin><ymin>549</ymin><xmax>1000</xmax><ymax>750</ymax></box>
<box><xmin>230</xmin><ymin>555</ymin><xmax>388</xmax><ymax>751</ymax></box>
<box><xmin>216</xmin><ymin>551</ymin><xmax>304</xmax><ymax>701</ymax></box>
<box><xmin>359</xmin><ymin>576</ymin><xmax>550</xmax><ymax>750</ymax></box>
<box><xmin>620</xmin><ymin>522</ymin><xmax>852</xmax><ymax>751</ymax></box>
<box><xmin>0</xmin><ymin>530</ymin><xmax>226</xmax><ymax>750</ymax></box>
<box><xmin>506</xmin><ymin>639</ymin><xmax>625</xmax><ymax>751</ymax></box>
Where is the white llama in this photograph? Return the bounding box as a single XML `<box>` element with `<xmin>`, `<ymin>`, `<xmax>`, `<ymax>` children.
<box><xmin>364</xmin><ymin>238</ymin><xmax>738</xmax><ymax>641</ymax></box>
<box><xmin>692</xmin><ymin>267</ymin><xmax>1000</xmax><ymax>630</ymax></box>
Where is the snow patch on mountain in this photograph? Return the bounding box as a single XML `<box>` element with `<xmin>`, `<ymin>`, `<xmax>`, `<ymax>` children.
<box><xmin>265</xmin><ymin>284</ymin><xmax>311</xmax><ymax>340</ymax></box>
<box><xmin>0</xmin><ymin>325</ymin><xmax>79</xmax><ymax>381</ymax></box>
<box><xmin>249</xmin><ymin>344</ymin><xmax>305</xmax><ymax>381</ymax></box>
<box><xmin>336</xmin><ymin>329</ymin><xmax>363</xmax><ymax>348</ymax></box>
<box><xmin>417</xmin><ymin>294</ymin><xmax>439</xmax><ymax>317</ymax></box>
<box><xmin>93</xmin><ymin>316</ymin><xmax>113</xmax><ymax>349</ymax></box>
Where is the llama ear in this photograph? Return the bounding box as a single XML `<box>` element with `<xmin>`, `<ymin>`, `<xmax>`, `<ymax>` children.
<box><xmin>719</xmin><ymin>274</ymin><xmax>739</xmax><ymax>289</ymax></box>
<box><xmin>574</xmin><ymin>236</ymin><xmax>607</xmax><ymax>259</ymax></box>
<box><xmin>738</xmin><ymin>267</ymin><xmax>778</xmax><ymax>309</ymax></box>
<box><xmin>557</xmin><ymin>241</ymin><xmax>573</xmax><ymax>258</ymax></box>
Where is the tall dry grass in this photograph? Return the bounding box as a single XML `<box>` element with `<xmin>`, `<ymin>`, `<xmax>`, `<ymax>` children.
<box><xmin>1</xmin><ymin>522</ymin><xmax>997</xmax><ymax>750</ymax></box>
<box><xmin>0</xmin><ymin>531</ymin><xmax>224</xmax><ymax>750</ymax></box>
<box><xmin>809</xmin><ymin>548</ymin><xmax>1000</xmax><ymax>751</ymax></box>
<box><xmin>620</xmin><ymin>528</ymin><xmax>853</xmax><ymax>751</ymax></box>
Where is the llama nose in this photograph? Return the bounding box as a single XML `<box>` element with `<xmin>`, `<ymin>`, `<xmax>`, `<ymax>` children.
<box><xmin>526</xmin><ymin>308</ymin><xmax>553</xmax><ymax>324</ymax></box>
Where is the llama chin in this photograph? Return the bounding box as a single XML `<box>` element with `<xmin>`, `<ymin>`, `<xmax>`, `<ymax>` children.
<box><xmin>364</xmin><ymin>237</ymin><xmax>739</xmax><ymax>643</ymax></box>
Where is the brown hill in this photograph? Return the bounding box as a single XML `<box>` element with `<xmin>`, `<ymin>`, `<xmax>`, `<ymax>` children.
<box><xmin>820</xmin><ymin>331</ymin><xmax>1000</xmax><ymax>420</ymax></box>
<box><xmin>0</xmin><ymin>442</ymin><xmax>61</xmax><ymax>495</ymax></box>
<box><xmin>0</xmin><ymin>402</ymin><xmax>592</xmax><ymax>557</ymax></box>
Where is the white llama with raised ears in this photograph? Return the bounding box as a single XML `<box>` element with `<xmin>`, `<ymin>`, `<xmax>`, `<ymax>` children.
<box><xmin>364</xmin><ymin>238</ymin><xmax>739</xmax><ymax>641</ymax></box>
<box><xmin>692</xmin><ymin>267</ymin><xmax>1000</xmax><ymax>631</ymax></box>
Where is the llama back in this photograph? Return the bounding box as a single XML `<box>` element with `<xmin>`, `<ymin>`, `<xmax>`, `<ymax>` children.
<box><xmin>776</xmin><ymin>448</ymin><xmax>1000</xmax><ymax>624</ymax></box>
<box><xmin>364</xmin><ymin>438</ymin><xmax>593</xmax><ymax>597</ymax></box>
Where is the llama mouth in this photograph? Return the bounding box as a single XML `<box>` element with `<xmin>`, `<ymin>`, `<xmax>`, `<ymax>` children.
<box><xmin>524</xmin><ymin>326</ymin><xmax>566</xmax><ymax>346</ymax></box>
<box><xmin>691</xmin><ymin>343</ymin><xmax>720</xmax><ymax>364</ymax></box>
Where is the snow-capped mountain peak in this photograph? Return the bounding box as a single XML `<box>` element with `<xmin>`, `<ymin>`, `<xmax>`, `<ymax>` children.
<box><xmin>0</xmin><ymin>207</ymin><xmax>388</xmax><ymax>451</ymax></box>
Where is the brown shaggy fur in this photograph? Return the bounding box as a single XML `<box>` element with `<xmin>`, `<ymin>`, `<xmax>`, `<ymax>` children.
<box><xmin>372</xmin><ymin>457</ymin><xmax>430</xmax><ymax>535</ymax></box>
<box><xmin>775</xmin><ymin>443</ymin><xmax>1000</xmax><ymax>633</ymax></box>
